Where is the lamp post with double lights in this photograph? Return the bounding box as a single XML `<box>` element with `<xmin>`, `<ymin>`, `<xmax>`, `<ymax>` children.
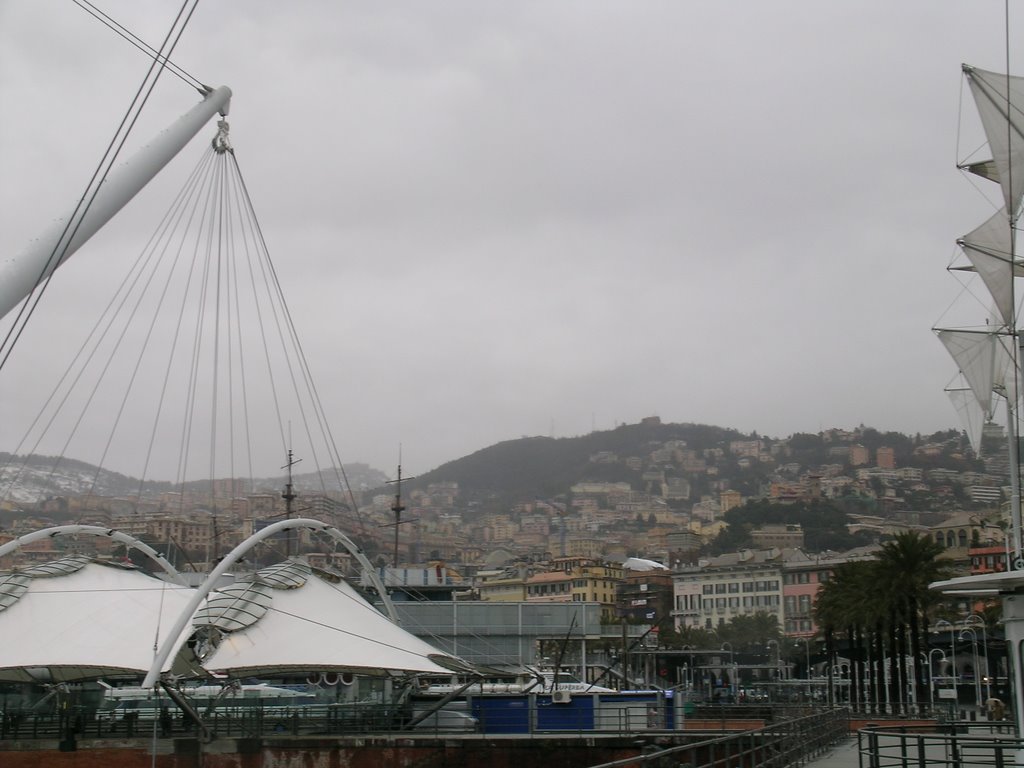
<box><xmin>964</xmin><ymin>614</ymin><xmax>991</xmax><ymax>701</ymax></box>
<box><xmin>959</xmin><ymin>628</ymin><xmax>982</xmax><ymax>709</ymax></box>
<box><xmin>935</xmin><ymin>619</ymin><xmax>957</xmax><ymax>690</ymax></box>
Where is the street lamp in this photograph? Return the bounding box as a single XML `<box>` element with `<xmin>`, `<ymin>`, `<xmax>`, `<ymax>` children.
<box><xmin>795</xmin><ymin>637</ymin><xmax>812</xmax><ymax>700</ymax></box>
<box><xmin>721</xmin><ymin>642</ymin><xmax>735</xmax><ymax>699</ymax></box>
<box><xmin>681</xmin><ymin>645</ymin><xmax>693</xmax><ymax>691</ymax></box>
<box><xmin>964</xmin><ymin>614</ymin><xmax>991</xmax><ymax>700</ymax></box>
<box><xmin>796</xmin><ymin>637</ymin><xmax>811</xmax><ymax>678</ymax></box>
<box><xmin>959</xmin><ymin>629</ymin><xmax>982</xmax><ymax>709</ymax></box>
<box><xmin>928</xmin><ymin>648</ymin><xmax>947</xmax><ymax>711</ymax></box>
<box><xmin>767</xmin><ymin>639</ymin><xmax>781</xmax><ymax>698</ymax></box>
<box><xmin>935</xmin><ymin>620</ymin><xmax>957</xmax><ymax>686</ymax></box>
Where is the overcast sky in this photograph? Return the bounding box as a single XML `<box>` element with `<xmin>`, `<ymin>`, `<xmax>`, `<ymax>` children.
<box><xmin>0</xmin><ymin>1</ymin><xmax>1021</xmax><ymax>483</ymax></box>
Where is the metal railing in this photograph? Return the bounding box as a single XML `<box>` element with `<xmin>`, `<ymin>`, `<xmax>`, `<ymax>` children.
<box><xmin>584</xmin><ymin>709</ymin><xmax>850</xmax><ymax>768</ymax></box>
<box><xmin>858</xmin><ymin>722</ymin><xmax>1024</xmax><ymax>768</ymax></box>
<box><xmin>1</xmin><ymin>701</ymin><xmax>847</xmax><ymax>743</ymax></box>
<box><xmin>0</xmin><ymin>704</ymin><xmax>404</xmax><ymax>741</ymax></box>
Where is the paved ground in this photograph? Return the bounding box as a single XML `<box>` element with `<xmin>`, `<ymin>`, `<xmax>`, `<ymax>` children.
<box><xmin>805</xmin><ymin>737</ymin><xmax>859</xmax><ymax>768</ymax></box>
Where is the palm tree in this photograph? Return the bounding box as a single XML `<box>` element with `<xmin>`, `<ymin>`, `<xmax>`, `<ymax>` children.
<box><xmin>815</xmin><ymin>560</ymin><xmax>879</xmax><ymax>710</ymax></box>
<box><xmin>878</xmin><ymin>532</ymin><xmax>953</xmax><ymax>709</ymax></box>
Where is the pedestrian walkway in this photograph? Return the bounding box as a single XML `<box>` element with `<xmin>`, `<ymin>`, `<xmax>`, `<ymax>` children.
<box><xmin>805</xmin><ymin>736</ymin><xmax>859</xmax><ymax>768</ymax></box>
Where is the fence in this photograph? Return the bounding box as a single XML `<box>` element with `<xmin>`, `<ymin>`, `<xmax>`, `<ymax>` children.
<box><xmin>859</xmin><ymin>722</ymin><xmax>1024</xmax><ymax>768</ymax></box>
<box><xmin>1</xmin><ymin>700</ymin><xmax>847</xmax><ymax>743</ymax></box>
<box><xmin>583</xmin><ymin>709</ymin><xmax>850</xmax><ymax>768</ymax></box>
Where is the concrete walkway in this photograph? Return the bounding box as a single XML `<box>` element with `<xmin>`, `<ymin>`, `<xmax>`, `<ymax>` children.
<box><xmin>805</xmin><ymin>736</ymin><xmax>859</xmax><ymax>768</ymax></box>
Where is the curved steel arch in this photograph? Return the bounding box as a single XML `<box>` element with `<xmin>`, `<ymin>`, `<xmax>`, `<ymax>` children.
<box><xmin>0</xmin><ymin>524</ymin><xmax>187</xmax><ymax>585</ymax></box>
<box><xmin>142</xmin><ymin>517</ymin><xmax>394</xmax><ymax>689</ymax></box>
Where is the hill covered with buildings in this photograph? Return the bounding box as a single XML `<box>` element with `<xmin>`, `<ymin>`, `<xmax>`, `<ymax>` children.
<box><xmin>0</xmin><ymin>417</ymin><xmax>1010</xmax><ymax>660</ymax></box>
<box><xmin>0</xmin><ymin>417</ymin><xmax>1002</xmax><ymax>568</ymax></box>
<box><xmin>365</xmin><ymin>417</ymin><xmax>999</xmax><ymax>567</ymax></box>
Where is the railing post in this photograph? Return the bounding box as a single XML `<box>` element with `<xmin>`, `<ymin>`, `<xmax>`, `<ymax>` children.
<box><xmin>867</xmin><ymin>729</ymin><xmax>880</xmax><ymax>768</ymax></box>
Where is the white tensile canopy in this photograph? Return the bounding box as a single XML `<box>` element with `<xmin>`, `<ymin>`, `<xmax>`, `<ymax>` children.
<box><xmin>0</xmin><ymin>555</ymin><xmax>467</xmax><ymax>684</ymax></box>
<box><xmin>0</xmin><ymin>557</ymin><xmax>196</xmax><ymax>683</ymax></box>
<box><xmin>197</xmin><ymin>564</ymin><xmax>465</xmax><ymax>678</ymax></box>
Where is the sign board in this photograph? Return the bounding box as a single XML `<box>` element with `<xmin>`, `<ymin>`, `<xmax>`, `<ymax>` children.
<box><xmin>938</xmin><ymin>689</ymin><xmax>957</xmax><ymax>700</ymax></box>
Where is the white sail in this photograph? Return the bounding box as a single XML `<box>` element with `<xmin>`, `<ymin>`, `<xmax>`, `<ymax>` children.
<box><xmin>956</xmin><ymin>207</ymin><xmax>1021</xmax><ymax>327</ymax></box>
<box><xmin>963</xmin><ymin>65</ymin><xmax>1024</xmax><ymax>216</ymax></box>
<box><xmin>961</xmin><ymin>158</ymin><xmax>1001</xmax><ymax>184</ymax></box>
<box><xmin>946</xmin><ymin>387</ymin><xmax>985</xmax><ymax>455</ymax></box>
<box><xmin>937</xmin><ymin>328</ymin><xmax>1018</xmax><ymax>415</ymax></box>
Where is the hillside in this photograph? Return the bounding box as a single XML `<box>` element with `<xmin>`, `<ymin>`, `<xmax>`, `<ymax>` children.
<box><xmin>377</xmin><ymin>420</ymin><xmax>977</xmax><ymax>515</ymax></box>
<box><xmin>402</xmin><ymin>421</ymin><xmax>742</xmax><ymax>500</ymax></box>
<box><xmin>0</xmin><ymin>453</ymin><xmax>388</xmax><ymax>507</ymax></box>
<box><xmin>1</xmin><ymin>420</ymin><xmax>974</xmax><ymax>516</ymax></box>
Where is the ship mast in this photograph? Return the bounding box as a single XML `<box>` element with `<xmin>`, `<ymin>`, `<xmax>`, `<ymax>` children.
<box><xmin>282</xmin><ymin>448</ymin><xmax>301</xmax><ymax>558</ymax></box>
<box><xmin>383</xmin><ymin>453</ymin><xmax>416</xmax><ymax>582</ymax></box>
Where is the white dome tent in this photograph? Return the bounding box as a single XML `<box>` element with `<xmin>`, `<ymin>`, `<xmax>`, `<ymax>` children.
<box><xmin>0</xmin><ymin>520</ymin><xmax>467</xmax><ymax>688</ymax></box>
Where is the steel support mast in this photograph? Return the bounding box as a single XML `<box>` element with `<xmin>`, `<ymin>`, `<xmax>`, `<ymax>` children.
<box><xmin>0</xmin><ymin>86</ymin><xmax>232</xmax><ymax>320</ymax></box>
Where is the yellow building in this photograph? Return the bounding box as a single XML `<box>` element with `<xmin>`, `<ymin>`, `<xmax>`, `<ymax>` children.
<box><xmin>720</xmin><ymin>489</ymin><xmax>742</xmax><ymax>513</ymax></box>
<box><xmin>477</xmin><ymin>568</ymin><xmax>529</xmax><ymax>601</ymax></box>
